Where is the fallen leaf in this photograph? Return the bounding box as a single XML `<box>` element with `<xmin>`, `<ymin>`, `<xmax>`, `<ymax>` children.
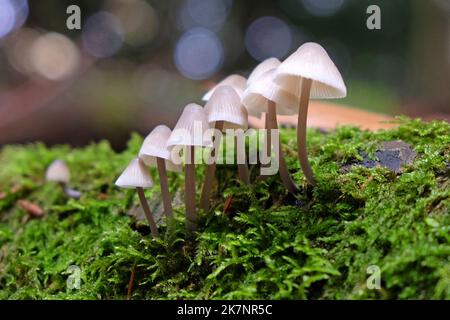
<box><xmin>10</xmin><ymin>184</ymin><xmax>21</xmax><ymax>194</ymax></box>
<box><xmin>223</xmin><ymin>196</ymin><xmax>233</xmax><ymax>214</ymax></box>
<box><xmin>0</xmin><ymin>192</ymin><xmax>6</xmax><ymax>200</ymax></box>
<box><xmin>97</xmin><ymin>193</ymin><xmax>109</xmax><ymax>200</ymax></box>
<box><xmin>17</xmin><ymin>200</ymin><xmax>44</xmax><ymax>218</ymax></box>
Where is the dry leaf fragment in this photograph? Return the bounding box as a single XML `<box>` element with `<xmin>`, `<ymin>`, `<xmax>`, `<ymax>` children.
<box><xmin>17</xmin><ymin>200</ymin><xmax>44</xmax><ymax>218</ymax></box>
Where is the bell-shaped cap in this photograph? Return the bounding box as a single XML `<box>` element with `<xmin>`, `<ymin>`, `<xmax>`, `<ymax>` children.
<box><xmin>242</xmin><ymin>69</ymin><xmax>299</xmax><ymax>117</ymax></box>
<box><xmin>274</xmin><ymin>42</ymin><xmax>347</xmax><ymax>99</ymax></box>
<box><xmin>115</xmin><ymin>157</ymin><xmax>153</xmax><ymax>189</ymax></box>
<box><xmin>247</xmin><ymin>58</ymin><xmax>280</xmax><ymax>86</ymax></box>
<box><xmin>45</xmin><ymin>159</ymin><xmax>70</xmax><ymax>184</ymax></box>
<box><xmin>139</xmin><ymin>125</ymin><xmax>182</xmax><ymax>172</ymax></box>
<box><xmin>166</xmin><ymin>103</ymin><xmax>212</xmax><ymax>148</ymax></box>
<box><xmin>205</xmin><ymin>86</ymin><xmax>248</xmax><ymax>131</ymax></box>
<box><xmin>202</xmin><ymin>74</ymin><xmax>247</xmax><ymax>101</ymax></box>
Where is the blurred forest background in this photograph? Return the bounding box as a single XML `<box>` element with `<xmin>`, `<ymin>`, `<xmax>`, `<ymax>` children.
<box><xmin>0</xmin><ymin>0</ymin><xmax>449</xmax><ymax>150</ymax></box>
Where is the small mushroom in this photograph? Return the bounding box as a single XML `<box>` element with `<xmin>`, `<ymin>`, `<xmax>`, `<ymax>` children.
<box><xmin>273</xmin><ymin>42</ymin><xmax>347</xmax><ymax>186</ymax></box>
<box><xmin>139</xmin><ymin>125</ymin><xmax>181</xmax><ymax>219</ymax></box>
<box><xmin>243</xmin><ymin>64</ymin><xmax>299</xmax><ymax>194</ymax></box>
<box><xmin>115</xmin><ymin>157</ymin><xmax>159</xmax><ymax>237</ymax></box>
<box><xmin>247</xmin><ymin>57</ymin><xmax>280</xmax><ymax>86</ymax></box>
<box><xmin>200</xmin><ymin>85</ymin><xmax>249</xmax><ymax>211</ymax></box>
<box><xmin>166</xmin><ymin>103</ymin><xmax>212</xmax><ymax>231</ymax></box>
<box><xmin>202</xmin><ymin>74</ymin><xmax>247</xmax><ymax>101</ymax></box>
<box><xmin>45</xmin><ymin>159</ymin><xmax>81</xmax><ymax>199</ymax></box>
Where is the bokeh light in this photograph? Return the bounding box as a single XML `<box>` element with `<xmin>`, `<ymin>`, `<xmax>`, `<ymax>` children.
<box><xmin>109</xmin><ymin>0</ymin><xmax>159</xmax><ymax>46</ymax></box>
<box><xmin>0</xmin><ymin>0</ymin><xmax>28</xmax><ymax>39</ymax></box>
<box><xmin>177</xmin><ymin>0</ymin><xmax>232</xmax><ymax>32</ymax></box>
<box><xmin>30</xmin><ymin>33</ymin><xmax>80</xmax><ymax>80</ymax></box>
<box><xmin>82</xmin><ymin>11</ymin><xmax>124</xmax><ymax>58</ymax></box>
<box><xmin>174</xmin><ymin>27</ymin><xmax>224</xmax><ymax>80</ymax></box>
<box><xmin>4</xmin><ymin>28</ymin><xmax>40</xmax><ymax>75</ymax></box>
<box><xmin>245</xmin><ymin>16</ymin><xmax>292</xmax><ymax>61</ymax></box>
<box><xmin>300</xmin><ymin>0</ymin><xmax>346</xmax><ymax>17</ymax></box>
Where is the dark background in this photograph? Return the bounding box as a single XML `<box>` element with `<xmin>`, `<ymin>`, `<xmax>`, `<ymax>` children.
<box><xmin>0</xmin><ymin>0</ymin><xmax>449</xmax><ymax>150</ymax></box>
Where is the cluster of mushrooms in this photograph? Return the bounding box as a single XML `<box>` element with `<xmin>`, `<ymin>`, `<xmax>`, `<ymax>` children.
<box><xmin>115</xmin><ymin>42</ymin><xmax>347</xmax><ymax>237</ymax></box>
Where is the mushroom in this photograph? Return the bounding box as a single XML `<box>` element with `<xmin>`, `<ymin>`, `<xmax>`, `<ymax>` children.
<box><xmin>139</xmin><ymin>125</ymin><xmax>181</xmax><ymax>219</ymax></box>
<box><xmin>45</xmin><ymin>159</ymin><xmax>81</xmax><ymax>199</ymax></box>
<box><xmin>166</xmin><ymin>103</ymin><xmax>212</xmax><ymax>231</ymax></box>
<box><xmin>115</xmin><ymin>157</ymin><xmax>159</xmax><ymax>237</ymax></box>
<box><xmin>202</xmin><ymin>74</ymin><xmax>247</xmax><ymax>101</ymax></box>
<box><xmin>273</xmin><ymin>42</ymin><xmax>347</xmax><ymax>185</ymax></box>
<box><xmin>243</xmin><ymin>65</ymin><xmax>299</xmax><ymax>194</ymax></box>
<box><xmin>247</xmin><ymin>57</ymin><xmax>281</xmax><ymax>86</ymax></box>
<box><xmin>200</xmin><ymin>85</ymin><xmax>249</xmax><ymax>211</ymax></box>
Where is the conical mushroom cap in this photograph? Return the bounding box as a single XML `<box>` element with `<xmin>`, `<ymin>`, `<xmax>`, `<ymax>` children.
<box><xmin>138</xmin><ymin>125</ymin><xmax>182</xmax><ymax>172</ymax></box>
<box><xmin>205</xmin><ymin>86</ymin><xmax>248</xmax><ymax>131</ymax></box>
<box><xmin>166</xmin><ymin>103</ymin><xmax>212</xmax><ymax>148</ymax></box>
<box><xmin>247</xmin><ymin>57</ymin><xmax>280</xmax><ymax>86</ymax></box>
<box><xmin>274</xmin><ymin>42</ymin><xmax>347</xmax><ymax>99</ymax></box>
<box><xmin>45</xmin><ymin>159</ymin><xmax>70</xmax><ymax>184</ymax></box>
<box><xmin>202</xmin><ymin>74</ymin><xmax>247</xmax><ymax>101</ymax></box>
<box><xmin>115</xmin><ymin>157</ymin><xmax>153</xmax><ymax>189</ymax></box>
<box><xmin>242</xmin><ymin>69</ymin><xmax>299</xmax><ymax>117</ymax></box>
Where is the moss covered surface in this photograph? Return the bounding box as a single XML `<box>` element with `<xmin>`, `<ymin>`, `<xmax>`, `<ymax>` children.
<box><xmin>0</xmin><ymin>118</ymin><xmax>449</xmax><ymax>299</ymax></box>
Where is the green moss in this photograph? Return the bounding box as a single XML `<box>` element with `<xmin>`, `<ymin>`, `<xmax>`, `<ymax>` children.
<box><xmin>0</xmin><ymin>118</ymin><xmax>449</xmax><ymax>299</ymax></box>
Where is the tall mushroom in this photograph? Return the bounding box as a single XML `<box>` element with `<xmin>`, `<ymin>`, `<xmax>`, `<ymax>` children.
<box><xmin>139</xmin><ymin>125</ymin><xmax>181</xmax><ymax>220</ymax></box>
<box><xmin>202</xmin><ymin>74</ymin><xmax>247</xmax><ymax>101</ymax></box>
<box><xmin>115</xmin><ymin>157</ymin><xmax>159</xmax><ymax>237</ymax></box>
<box><xmin>200</xmin><ymin>85</ymin><xmax>249</xmax><ymax>211</ymax></box>
<box><xmin>273</xmin><ymin>42</ymin><xmax>347</xmax><ymax>186</ymax></box>
<box><xmin>45</xmin><ymin>159</ymin><xmax>81</xmax><ymax>199</ymax></box>
<box><xmin>243</xmin><ymin>66</ymin><xmax>299</xmax><ymax>194</ymax></box>
<box><xmin>166</xmin><ymin>103</ymin><xmax>211</xmax><ymax>232</ymax></box>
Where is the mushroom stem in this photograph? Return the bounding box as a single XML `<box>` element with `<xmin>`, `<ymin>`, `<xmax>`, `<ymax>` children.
<box><xmin>185</xmin><ymin>145</ymin><xmax>197</xmax><ymax>231</ymax></box>
<box><xmin>297</xmin><ymin>78</ymin><xmax>316</xmax><ymax>186</ymax></box>
<box><xmin>267</xmin><ymin>101</ymin><xmax>299</xmax><ymax>194</ymax></box>
<box><xmin>200</xmin><ymin>121</ymin><xmax>223</xmax><ymax>212</ymax></box>
<box><xmin>156</xmin><ymin>158</ymin><xmax>173</xmax><ymax>219</ymax></box>
<box><xmin>58</xmin><ymin>182</ymin><xmax>81</xmax><ymax>199</ymax></box>
<box><xmin>260</xmin><ymin>113</ymin><xmax>272</xmax><ymax>177</ymax></box>
<box><xmin>235</xmin><ymin>135</ymin><xmax>250</xmax><ymax>184</ymax></box>
<box><xmin>136</xmin><ymin>187</ymin><xmax>159</xmax><ymax>237</ymax></box>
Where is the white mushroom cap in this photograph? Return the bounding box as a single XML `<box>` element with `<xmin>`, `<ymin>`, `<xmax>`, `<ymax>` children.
<box><xmin>202</xmin><ymin>74</ymin><xmax>247</xmax><ymax>101</ymax></box>
<box><xmin>45</xmin><ymin>159</ymin><xmax>70</xmax><ymax>184</ymax></box>
<box><xmin>115</xmin><ymin>157</ymin><xmax>153</xmax><ymax>189</ymax></box>
<box><xmin>242</xmin><ymin>69</ymin><xmax>299</xmax><ymax>118</ymax></box>
<box><xmin>247</xmin><ymin>57</ymin><xmax>280</xmax><ymax>86</ymax></box>
<box><xmin>274</xmin><ymin>42</ymin><xmax>347</xmax><ymax>99</ymax></box>
<box><xmin>204</xmin><ymin>86</ymin><xmax>248</xmax><ymax>131</ymax></box>
<box><xmin>166</xmin><ymin>103</ymin><xmax>212</xmax><ymax>148</ymax></box>
<box><xmin>138</xmin><ymin>125</ymin><xmax>182</xmax><ymax>172</ymax></box>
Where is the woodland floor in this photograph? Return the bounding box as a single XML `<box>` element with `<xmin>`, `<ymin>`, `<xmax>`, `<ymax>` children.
<box><xmin>0</xmin><ymin>117</ymin><xmax>449</xmax><ymax>299</ymax></box>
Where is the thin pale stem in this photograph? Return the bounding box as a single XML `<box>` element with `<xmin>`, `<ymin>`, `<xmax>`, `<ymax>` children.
<box><xmin>156</xmin><ymin>158</ymin><xmax>173</xmax><ymax>219</ymax></box>
<box><xmin>235</xmin><ymin>135</ymin><xmax>250</xmax><ymax>185</ymax></box>
<box><xmin>260</xmin><ymin>113</ymin><xmax>272</xmax><ymax>178</ymax></box>
<box><xmin>185</xmin><ymin>145</ymin><xmax>197</xmax><ymax>231</ymax></box>
<box><xmin>297</xmin><ymin>78</ymin><xmax>316</xmax><ymax>186</ymax></box>
<box><xmin>200</xmin><ymin>121</ymin><xmax>223</xmax><ymax>212</ymax></box>
<box><xmin>267</xmin><ymin>101</ymin><xmax>299</xmax><ymax>194</ymax></box>
<box><xmin>136</xmin><ymin>187</ymin><xmax>159</xmax><ymax>237</ymax></box>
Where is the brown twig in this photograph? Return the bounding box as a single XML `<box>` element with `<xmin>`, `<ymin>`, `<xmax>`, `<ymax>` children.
<box><xmin>127</xmin><ymin>264</ymin><xmax>136</xmax><ymax>300</ymax></box>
